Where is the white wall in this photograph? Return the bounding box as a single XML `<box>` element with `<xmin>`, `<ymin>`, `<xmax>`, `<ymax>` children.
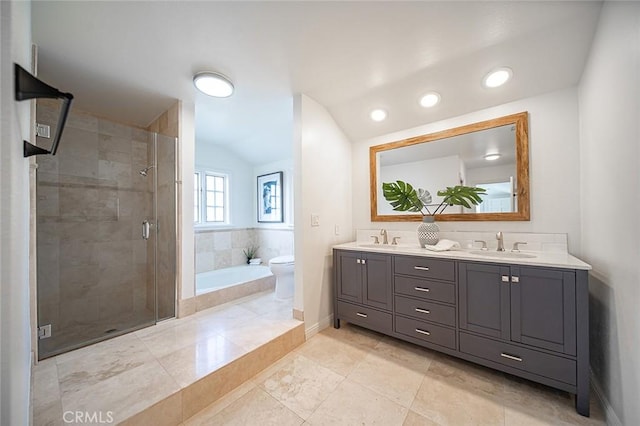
<box><xmin>353</xmin><ymin>88</ymin><xmax>583</xmax><ymax>253</ymax></box>
<box><xmin>195</xmin><ymin>141</ymin><xmax>294</xmax><ymax>229</ymax></box>
<box><xmin>254</xmin><ymin>159</ymin><xmax>294</xmax><ymax>228</ymax></box>
<box><xmin>180</xmin><ymin>101</ymin><xmax>195</xmax><ymax>300</ymax></box>
<box><xmin>578</xmin><ymin>2</ymin><xmax>640</xmax><ymax>424</ymax></box>
<box><xmin>0</xmin><ymin>1</ymin><xmax>32</xmax><ymax>424</ymax></box>
<box><xmin>195</xmin><ymin>142</ymin><xmax>254</xmax><ymax>227</ymax></box>
<box><xmin>294</xmin><ymin>94</ymin><xmax>353</xmax><ymax>335</ymax></box>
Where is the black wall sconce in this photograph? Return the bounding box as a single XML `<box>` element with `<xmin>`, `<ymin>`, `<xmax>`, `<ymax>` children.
<box><xmin>14</xmin><ymin>63</ymin><xmax>74</xmax><ymax>157</ymax></box>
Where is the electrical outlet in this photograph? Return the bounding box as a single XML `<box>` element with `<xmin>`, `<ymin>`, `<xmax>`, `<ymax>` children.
<box><xmin>311</xmin><ymin>214</ymin><xmax>320</xmax><ymax>227</ymax></box>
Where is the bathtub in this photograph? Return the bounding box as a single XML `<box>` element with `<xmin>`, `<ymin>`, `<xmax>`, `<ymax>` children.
<box><xmin>196</xmin><ymin>265</ymin><xmax>273</xmax><ymax>295</ymax></box>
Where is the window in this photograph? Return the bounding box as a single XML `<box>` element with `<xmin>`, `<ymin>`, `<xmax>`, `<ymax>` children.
<box><xmin>194</xmin><ymin>170</ymin><xmax>229</xmax><ymax>225</ymax></box>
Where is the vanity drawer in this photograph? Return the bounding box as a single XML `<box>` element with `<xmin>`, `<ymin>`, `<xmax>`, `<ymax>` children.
<box><xmin>459</xmin><ymin>332</ymin><xmax>576</xmax><ymax>385</ymax></box>
<box><xmin>394</xmin><ymin>256</ymin><xmax>455</xmax><ymax>281</ymax></box>
<box><xmin>394</xmin><ymin>295</ymin><xmax>456</xmax><ymax>327</ymax></box>
<box><xmin>337</xmin><ymin>301</ymin><xmax>392</xmax><ymax>334</ymax></box>
<box><xmin>394</xmin><ymin>276</ymin><xmax>455</xmax><ymax>304</ymax></box>
<box><xmin>395</xmin><ymin>316</ymin><xmax>456</xmax><ymax>350</ymax></box>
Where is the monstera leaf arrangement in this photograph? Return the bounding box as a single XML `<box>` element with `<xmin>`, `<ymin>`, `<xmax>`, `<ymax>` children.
<box><xmin>382</xmin><ymin>180</ymin><xmax>487</xmax><ymax>216</ymax></box>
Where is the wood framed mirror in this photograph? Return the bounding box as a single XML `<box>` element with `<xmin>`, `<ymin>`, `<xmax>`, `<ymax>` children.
<box><xmin>370</xmin><ymin>111</ymin><xmax>529</xmax><ymax>222</ymax></box>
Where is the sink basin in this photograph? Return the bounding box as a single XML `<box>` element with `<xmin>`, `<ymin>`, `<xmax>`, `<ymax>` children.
<box><xmin>470</xmin><ymin>250</ymin><xmax>537</xmax><ymax>259</ymax></box>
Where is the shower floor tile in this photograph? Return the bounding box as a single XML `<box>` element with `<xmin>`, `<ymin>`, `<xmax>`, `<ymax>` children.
<box><xmin>37</xmin><ymin>309</ymin><xmax>156</xmax><ymax>359</ymax></box>
<box><xmin>32</xmin><ymin>290</ymin><xmax>298</xmax><ymax>426</ymax></box>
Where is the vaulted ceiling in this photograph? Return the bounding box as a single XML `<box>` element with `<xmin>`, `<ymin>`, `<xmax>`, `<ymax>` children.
<box><xmin>31</xmin><ymin>1</ymin><xmax>602</xmax><ymax>164</ymax></box>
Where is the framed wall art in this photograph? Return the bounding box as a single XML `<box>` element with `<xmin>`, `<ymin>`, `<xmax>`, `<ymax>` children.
<box><xmin>257</xmin><ymin>171</ymin><xmax>283</xmax><ymax>223</ymax></box>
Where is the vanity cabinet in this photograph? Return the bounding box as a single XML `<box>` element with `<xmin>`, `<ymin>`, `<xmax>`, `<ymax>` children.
<box><xmin>332</xmin><ymin>248</ymin><xmax>590</xmax><ymax>417</ymax></box>
<box><xmin>334</xmin><ymin>250</ymin><xmax>392</xmax><ymax>334</ymax></box>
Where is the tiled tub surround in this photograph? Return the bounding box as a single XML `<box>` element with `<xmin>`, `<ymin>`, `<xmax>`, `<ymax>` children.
<box><xmin>195</xmin><ymin>227</ymin><xmax>294</xmax><ymax>273</ymax></box>
<box><xmin>35</xmin><ymin>101</ymin><xmax>176</xmax><ymax>358</ymax></box>
<box><xmin>195</xmin><ymin>267</ymin><xmax>276</xmax><ymax>312</ymax></box>
<box><xmin>193</xmin><ymin>229</ymin><xmax>292</xmax><ymax>311</ymax></box>
<box><xmin>32</xmin><ymin>291</ymin><xmax>304</xmax><ymax>425</ymax></box>
<box><xmin>197</xmin><ymin>265</ymin><xmax>273</xmax><ymax>294</ymax></box>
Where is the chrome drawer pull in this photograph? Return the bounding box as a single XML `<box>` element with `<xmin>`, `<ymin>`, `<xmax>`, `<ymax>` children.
<box><xmin>500</xmin><ymin>353</ymin><xmax>523</xmax><ymax>362</ymax></box>
<box><xmin>415</xmin><ymin>308</ymin><xmax>430</xmax><ymax>314</ymax></box>
<box><xmin>356</xmin><ymin>312</ymin><xmax>368</xmax><ymax>318</ymax></box>
<box><xmin>414</xmin><ymin>287</ymin><xmax>430</xmax><ymax>292</ymax></box>
<box><xmin>415</xmin><ymin>328</ymin><xmax>431</xmax><ymax>336</ymax></box>
<box><xmin>414</xmin><ymin>266</ymin><xmax>430</xmax><ymax>271</ymax></box>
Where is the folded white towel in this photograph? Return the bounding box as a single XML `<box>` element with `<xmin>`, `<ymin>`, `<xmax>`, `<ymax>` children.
<box><xmin>422</xmin><ymin>239</ymin><xmax>461</xmax><ymax>252</ymax></box>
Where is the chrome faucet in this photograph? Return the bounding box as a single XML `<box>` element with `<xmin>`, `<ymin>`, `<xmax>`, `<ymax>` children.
<box><xmin>380</xmin><ymin>229</ymin><xmax>389</xmax><ymax>244</ymax></box>
<box><xmin>496</xmin><ymin>231</ymin><xmax>505</xmax><ymax>252</ymax></box>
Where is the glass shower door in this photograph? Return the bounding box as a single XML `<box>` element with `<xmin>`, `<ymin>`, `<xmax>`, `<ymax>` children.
<box><xmin>35</xmin><ymin>101</ymin><xmax>176</xmax><ymax>358</ymax></box>
<box><xmin>153</xmin><ymin>133</ymin><xmax>177</xmax><ymax>321</ymax></box>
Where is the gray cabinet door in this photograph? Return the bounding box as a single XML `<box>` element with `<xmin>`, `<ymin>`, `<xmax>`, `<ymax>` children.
<box><xmin>460</xmin><ymin>262</ymin><xmax>577</xmax><ymax>356</ymax></box>
<box><xmin>363</xmin><ymin>253</ymin><xmax>392</xmax><ymax>310</ymax></box>
<box><xmin>510</xmin><ymin>266</ymin><xmax>576</xmax><ymax>355</ymax></box>
<box><xmin>459</xmin><ymin>262</ymin><xmax>511</xmax><ymax>340</ymax></box>
<box><xmin>336</xmin><ymin>251</ymin><xmax>362</xmax><ymax>303</ymax></box>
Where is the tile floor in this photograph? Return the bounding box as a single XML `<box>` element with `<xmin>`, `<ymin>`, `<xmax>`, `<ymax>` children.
<box><xmin>32</xmin><ymin>290</ymin><xmax>300</xmax><ymax>425</ymax></box>
<box><xmin>33</xmin><ymin>293</ymin><xmax>606</xmax><ymax>426</ymax></box>
<box><xmin>185</xmin><ymin>323</ymin><xmax>606</xmax><ymax>426</ymax></box>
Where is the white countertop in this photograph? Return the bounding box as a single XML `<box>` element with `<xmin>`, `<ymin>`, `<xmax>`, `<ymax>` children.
<box><xmin>333</xmin><ymin>241</ymin><xmax>592</xmax><ymax>270</ymax></box>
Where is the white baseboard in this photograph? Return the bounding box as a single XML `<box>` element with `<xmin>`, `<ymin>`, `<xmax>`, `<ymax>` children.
<box><xmin>591</xmin><ymin>369</ymin><xmax>622</xmax><ymax>426</ymax></box>
<box><xmin>305</xmin><ymin>314</ymin><xmax>333</xmax><ymax>340</ymax></box>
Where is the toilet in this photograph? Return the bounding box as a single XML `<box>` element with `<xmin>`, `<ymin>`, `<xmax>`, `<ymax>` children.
<box><xmin>269</xmin><ymin>255</ymin><xmax>295</xmax><ymax>299</ymax></box>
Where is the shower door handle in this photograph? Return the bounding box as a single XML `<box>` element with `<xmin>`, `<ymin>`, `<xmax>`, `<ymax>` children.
<box><xmin>142</xmin><ymin>220</ymin><xmax>150</xmax><ymax>240</ymax></box>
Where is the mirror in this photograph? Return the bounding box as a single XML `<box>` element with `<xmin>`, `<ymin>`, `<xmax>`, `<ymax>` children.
<box><xmin>370</xmin><ymin>112</ymin><xmax>529</xmax><ymax>221</ymax></box>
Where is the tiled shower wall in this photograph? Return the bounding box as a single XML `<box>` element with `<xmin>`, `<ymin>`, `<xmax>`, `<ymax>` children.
<box><xmin>195</xmin><ymin>228</ymin><xmax>294</xmax><ymax>274</ymax></box>
<box><xmin>35</xmin><ymin>101</ymin><xmax>173</xmax><ymax>357</ymax></box>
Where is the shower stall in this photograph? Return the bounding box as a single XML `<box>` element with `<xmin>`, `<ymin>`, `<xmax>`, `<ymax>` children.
<box><xmin>35</xmin><ymin>101</ymin><xmax>177</xmax><ymax>359</ymax></box>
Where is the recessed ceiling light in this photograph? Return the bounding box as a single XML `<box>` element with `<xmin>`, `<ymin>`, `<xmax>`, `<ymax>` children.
<box><xmin>370</xmin><ymin>109</ymin><xmax>387</xmax><ymax>122</ymax></box>
<box><xmin>419</xmin><ymin>92</ymin><xmax>441</xmax><ymax>108</ymax></box>
<box><xmin>193</xmin><ymin>71</ymin><xmax>234</xmax><ymax>97</ymax></box>
<box><xmin>484</xmin><ymin>153</ymin><xmax>501</xmax><ymax>161</ymax></box>
<box><xmin>483</xmin><ymin>67</ymin><xmax>512</xmax><ymax>88</ymax></box>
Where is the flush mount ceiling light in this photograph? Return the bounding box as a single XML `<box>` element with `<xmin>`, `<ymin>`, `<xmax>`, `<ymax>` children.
<box><xmin>419</xmin><ymin>92</ymin><xmax>441</xmax><ymax>108</ymax></box>
<box><xmin>370</xmin><ymin>108</ymin><xmax>388</xmax><ymax>122</ymax></box>
<box><xmin>483</xmin><ymin>67</ymin><xmax>512</xmax><ymax>88</ymax></box>
<box><xmin>484</xmin><ymin>153</ymin><xmax>501</xmax><ymax>161</ymax></box>
<box><xmin>193</xmin><ymin>71</ymin><xmax>234</xmax><ymax>97</ymax></box>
